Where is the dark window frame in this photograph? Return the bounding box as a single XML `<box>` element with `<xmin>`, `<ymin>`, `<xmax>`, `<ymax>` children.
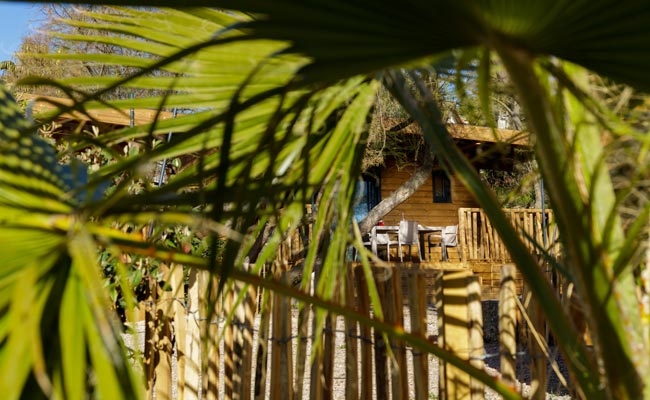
<box><xmin>432</xmin><ymin>170</ymin><xmax>452</xmax><ymax>203</ymax></box>
<box><xmin>362</xmin><ymin>170</ymin><xmax>382</xmax><ymax>211</ymax></box>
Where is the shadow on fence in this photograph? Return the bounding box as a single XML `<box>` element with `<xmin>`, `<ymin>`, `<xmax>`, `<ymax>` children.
<box><xmin>126</xmin><ymin>263</ymin><xmax>576</xmax><ymax>400</ymax></box>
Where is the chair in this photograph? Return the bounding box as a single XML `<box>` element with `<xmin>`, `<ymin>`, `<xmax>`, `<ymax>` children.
<box><xmin>376</xmin><ymin>231</ymin><xmax>399</xmax><ymax>261</ymax></box>
<box><xmin>397</xmin><ymin>220</ymin><xmax>422</xmax><ymax>262</ymax></box>
<box><xmin>427</xmin><ymin>230</ymin><xmax>444</xmax><ymax>261</ymax></box>
<box><xmin>429</xmin><ymin>225</ymin><xmax>460</xmax><ymax>261</ymax></box>
<box><xmin>442</xmin><ymin>225</ymin><xmax>462</xmax><ymax>261</ymax></box>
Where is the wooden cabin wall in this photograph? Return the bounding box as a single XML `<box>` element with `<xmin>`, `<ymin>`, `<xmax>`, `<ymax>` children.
<box><xmin>380</xmin><ymin>164</ymin><xmax>478</xmax><ymax>227</ymax></box>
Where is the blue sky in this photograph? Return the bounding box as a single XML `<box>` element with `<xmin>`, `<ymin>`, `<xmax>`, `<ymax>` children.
<box><xmin>0</xmin><ymin>1</ymin><xmax>40</xmax><ymax>61</ymax></box>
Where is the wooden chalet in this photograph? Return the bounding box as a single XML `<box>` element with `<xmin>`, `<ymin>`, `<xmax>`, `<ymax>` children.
<box><xmin>360</xmin><ymin>121</ymin><xmax>557</xmax><ymax>297</ymax></box>
<box><xmin>24</xmin><ymin>93</ymin><xmax>554</xmax><ymax>296</ymax></box>
<box><xmin>371</xmin><ymin>121</ymin><xmax>530</xmax><ymax>229</ymax></box>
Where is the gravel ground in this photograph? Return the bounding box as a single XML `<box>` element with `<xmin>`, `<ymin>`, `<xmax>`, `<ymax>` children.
<box><xmin>123</xmin><ymin>303</ymin><xmax>573</xmax><ymax>399</ymax></box>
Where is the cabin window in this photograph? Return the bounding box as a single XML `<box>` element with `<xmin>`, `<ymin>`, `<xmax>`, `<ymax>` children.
<box><xmin>432</xmin><ymin>170</ymin><xmax>451</xmax><ymax>203</ymax></box>
<box><xmin>353</xmin><ymin>171</ymin><xmax>381</xmax><ymax>222</ymax></box>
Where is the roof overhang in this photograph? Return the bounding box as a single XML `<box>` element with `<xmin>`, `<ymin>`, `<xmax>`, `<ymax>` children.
<box><xmin>19</xmin><ymin>94</ymin><xmax>175</xmax><ymax>126</ymax></box>
<box><xmin>386</xmin><ymin>117</ymin><xmax>530</xmax><ymax>147</ymax></box>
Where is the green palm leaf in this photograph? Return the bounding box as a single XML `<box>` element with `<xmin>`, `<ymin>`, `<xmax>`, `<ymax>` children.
<box><xmin>0</xmin><ymin>86</ymin><xmax>140</xmax><ymax>399</ymax></box>
<box><xmin>7</xmin><ymin>2</ymin><xmax>650</xmax><ymax>398</ymax></box>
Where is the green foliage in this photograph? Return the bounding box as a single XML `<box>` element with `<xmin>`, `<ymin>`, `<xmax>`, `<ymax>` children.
<box><xmin>480</xmin><ymin>165</ymin><xmax>537</xmax><ymax>208</ymax></box>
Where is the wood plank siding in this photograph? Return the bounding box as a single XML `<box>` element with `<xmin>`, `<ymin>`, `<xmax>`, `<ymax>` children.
<box><xmin>380</xmin><ymin>163</ymin><xmax>478</xmax><ymax>227</ymax></box>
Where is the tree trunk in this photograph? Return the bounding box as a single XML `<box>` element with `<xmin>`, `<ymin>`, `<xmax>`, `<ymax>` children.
<box><xmin>358</xmin><ymin>151</ymin><xmax>434</xmax><ymax>235</ymax></box>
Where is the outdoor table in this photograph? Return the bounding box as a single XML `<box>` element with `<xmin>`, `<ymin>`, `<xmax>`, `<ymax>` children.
<box><xmin>417</xmin><ymin>225</ymin><xmax>443</xmax><ymax>260</ymax></box>
<box><xmin>370</xmin><ymin>224</ymin><xmax>443</xmax><ymax>260</ymax></box>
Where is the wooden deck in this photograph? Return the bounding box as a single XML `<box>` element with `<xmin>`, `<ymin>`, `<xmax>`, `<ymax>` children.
<box><xmin>363</xmin><ymin>207</ymin><xmax>556</xmax><ymax>299</ymax></box>
<box><xmin>282</xmin><ymin>207</ymin><xmax>555</xmax><ymax>300</ymax></box>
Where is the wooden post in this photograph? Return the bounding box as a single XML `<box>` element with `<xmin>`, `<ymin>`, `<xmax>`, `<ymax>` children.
<box><xmin>254</xmin><ymin>283</ymin><xmax>272</xmax><ymax>400</ymax></box>
<box><xmin>243</xmin><ymin>279</ymin><xmax>258</xmax><ymax>400</ymax></box>
<box><xmin>184</xmin><ymin>269</ymin><xmax>201</xmax><ymax>400</ymax></box>
<box><xmin>293</xmin><ymin>295</ymin><xmax>311</xmax><ymax>400</ymax></box>
<box><xmin>322</xmin><ymin>313</ymin><xmax>335</xmax><ymax>400</ymax></box>
<box><xmin>471</xmin><ymin>211</ymin><xmax>479</xmax><ymax>259</ymax></box>
<box><xmin>526</xmin><ymin>286</ymin><xmax>548</xmax><ymax>400</ymax></box>
<box><xmin>143</xmin><ymin>277</ymin><xmax>156</xmax><ymax>400</ymax></box>
<box><xmin>408</xmin><ymin>268</ymin><xmax>429</xmax><ymax>400</ymax></box>
<box><xmin>373</xmin><ymin>268</ymin><xmax>389</xmax><ymax>400</ymax></box>
<box><xmin>230</xmin><ymin>261</ymin><xmax>257</xmax><ymax>400</ymax></box>
<box><xmin>439</xmin><ymin>270</ymin><xmax>473</xmax><ymax>399</ymax></box>
<box><xmin>344</xmin><ymin>268</ymin><xmax>359</xmax><ymax>400</ymax></box>
<box><xmin>467</xmin><ymin>275</ymin><xmax>484</xmax><ymax>399</ymax></box>
<box><xmin>271</xmin><ymin>262</ymin><xmax>294</xmax><ymax>400</ymax></box>
<box><xmin>355</xmin><ymin>266</ymin><xmax>373</xmax><ymax>400</ymax></box>
<box><xmin>309</xmin><ymin>265</ymin><xmax>324</xmax><ymax>400</ymax></box>
<box><xmin>154</xmin><ymin>264</ymin><xmax>174</xmax><ymax>400</ymax></box>
<box><xmin>224</xmin><ymin>285</ymin><xmax>235</xmax><ymax>400</ymax></box>
<box><xmin>434</xmin><ymin>270</ymin><xmax>445</xmax><ymax>398</ymax></box>
<box><xmin>170</xmin><ymin>265</ymin><xmax>187</xmax><ymax>400</ymax></box>
<box><xmin>458</xmin><ymin>209</ymin><xmax>467</xmax><ymax>262</ymax></box>
<box><xmin>202</xmin><ymin>272</ymin><xmax>220</xmax><ymax>400</ymax></box>
<box><xmin>388</xmin><ymin>267</ymin><xmax>408</xmax><ymax>400</ymax></box>
<box><xmin>499</xmin><ymin>264</ymin><xmax>518</xmax><ymax>388</ymax></box>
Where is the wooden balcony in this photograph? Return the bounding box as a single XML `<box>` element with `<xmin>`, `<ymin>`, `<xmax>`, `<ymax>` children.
<box><xmin>456</xmin><ymin>207</ymin><xmax>559</xmax><ymax>298</ymax></box>
<box><xmin>279</xmin><ymin>207</ymin><xmax>559</xmax><ymax>299</ymax></box>
<box><xmin>458</xmin><ymin>207</ymin><xmax>560</xmax><ymax>263</ymax></box>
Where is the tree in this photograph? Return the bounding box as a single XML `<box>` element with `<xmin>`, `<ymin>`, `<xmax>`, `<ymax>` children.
<box><xmin>3</xmin><ymin>5</ymin><xmax>170</xmax><ymax>100</ymax></box>
<box><xmin>1</xmin><ymin>2</ymin><xmax>650</xmax><ymax>399</ymax></box>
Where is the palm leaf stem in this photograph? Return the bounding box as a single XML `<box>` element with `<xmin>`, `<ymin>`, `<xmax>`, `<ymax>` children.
<box><xmin>495</xmin><ymin>43</ymin><xmax>648</xmax><ymax>399</ymax></box>
<box><xmin>383</xmin><ymin>69</ymin><xmax>603</xmax><ymax>399</ymax></box>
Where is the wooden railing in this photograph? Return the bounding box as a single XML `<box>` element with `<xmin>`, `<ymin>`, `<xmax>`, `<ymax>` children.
<box><xmin>458</xmin><ymin>208</ymin><xmax>561</xmax><ymax>263</ymax></box>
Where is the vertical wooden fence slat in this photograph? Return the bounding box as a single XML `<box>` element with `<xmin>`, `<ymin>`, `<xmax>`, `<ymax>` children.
<box><xmin>184</xmin><ymin>269</ymin><xmax>202</xmax><ymax>400</ymax></box>
<box><xmin>322</xmin><ymin>313</ymin><xmax>335</xmax><ymax>400</ymax></box>
<box><xmin>309</xmin><ymin>324</ymin><xmax>323</xmax><ymax>400</ymax></box>
<box><xmin>254</xmin><ymin>284</ymin><xmax>272</xmax><ymax>400</ymax></box>
<box><xmin>309</xmin><ymin>262</ymin><xmax>323</xmax><ymax>400</ymax></box>
<box><xmin>434</xmin><ymin>270</ymin><xmax>445</xmax><ymax>398</ymax></box>
<box><xmin>150</xmin><ymin>264</ymin><xmax>173</xmax><ymax>400</ymax></box>
<box><xmin>458</xmin><ymin>209</ymin><xmax>468</xmax><ymax>262</ymax></box>
<box><xmin>440</xmin><ymin>270</ymin><xmax>473</xmax><ymax>399</ymax></box>
<box><xmin>467</xmin><ymin>275</ymin><xmax>484</xmax><ymax>400</ymax></box>
<box><xmin>386</xmin><ymin>267</ymin><xmax>400</xmax><ymax>400</ymax></box>
<box><xmin>271</xmin><ymin>260</ymin><xmax>294</xmax><ymax>400</ymax></box>
<box><xmin>293</xmin><ymin>287</ymin><xmax>311</xmax><ymax>400</ymax></box>
<box><xmin>200</xmin><ymin>271</ymin><xmax>220</xmax><ymax>400</ymax></box>
<box><xmin>309</xmin><ymin>265</ymin><xmax>324</xmax><ymax>400</ymax></box>
<box><xmin>471</xmin><ymin>211</ymin><xmax>479</xmax><ymax>260</ymax></box>
<box><xmin>232</xmin><ymin>261</ymin><xmax>257</xmax><ymax>400</ymax></box>
<box><xmin>170</xmin><ymin>265</ymin><xmax>187</xmax><ymax>400</ymax></box>
<box><xmin>144</xmin><ymin>277</ymin><xmax>156</xmax><ymax>400</ymax></box>
<box><xmin>499</xmin><ymin>264</ymin><xmax>518</xmax><ymax>388</ymax></box>
<box><xmin>344</xmin><ymin>268</ymin><xmax>359</xmax><ymax>400</ymax></box>
<box><xmin>408</xmin><ymin>269</ymin><xmax>429</xmax><ymax>400</ymax></box>
<box><xmin>389</xmin><ymin>267</ymin><xmax>408</xmax><ymax>400</ymax></box>
<box><xmin>483</xmin><ymin>215</ymin><xmax>491</xmax><ymax>260</ymax></box>
<box><xmin>246</xmin><ymin>280</ymin><xmax>259</xmax><ymax>400</ymax></box>
<box><xmin>480</xmin><ymin>212</ymin><xmax>489</xmax><ymax>260</ymax></box>
<box><xmin>355</xmin><ymin>267</ymin><xmax>374</xmax><ymax>400</ymax></box>
<box><xmin>525</xmin><ymin>283</ymin><xmax>548</xmax><ymax>400</ymax></box>
<box><xmin>224</xmin><ymin>286</ymin><xmax>235</xmax><ymax>400</ymax></box>
<box><xmin>373</xmin><ymin>268</ymin><xmax>389</xmax><ymax>400</ymax></box>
